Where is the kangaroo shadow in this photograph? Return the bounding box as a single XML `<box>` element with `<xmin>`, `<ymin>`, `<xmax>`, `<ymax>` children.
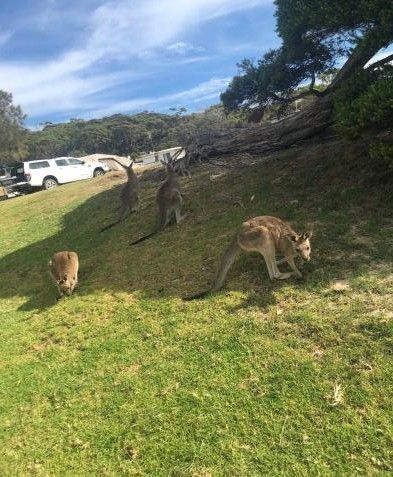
<box><xmin>0</xmin><ymin>182</ymin><xmax>287</xmax><ymax>313</ymax></box>
<box><xmin>0</xmin><ymin>182</ymin><xmax>139</xmax><ymax>311</ymax></box>
<box><xmin>0</xmin><ymin>179</ymin><xmax>266</xmax><ymax>311</ymax></box>
<box><xmin>0</xmin><ymin>173</ymin><xmax>392</xmax><ymax>313</ymax></box>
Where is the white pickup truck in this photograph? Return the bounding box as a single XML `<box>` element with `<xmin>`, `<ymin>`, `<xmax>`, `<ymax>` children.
<box><xmin>24</xmin><ymin>157</ymin><xmax>110</xmax><ymax>190</ymax></box>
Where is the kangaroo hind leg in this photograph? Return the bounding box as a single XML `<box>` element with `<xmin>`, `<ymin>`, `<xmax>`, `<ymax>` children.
<box><xmin>175</xmin><ymin>205</ymin><xmax>188</xmax><ymax>225</ymax></box>
<box><xmin>259</xmin><ymin>240</ymin><xmax>293</xmax><ymax>280</ymax></box>
<box><xmin>285</xmin><ymin>255</ymin><xmax>302</xmax><ymax>278</ymax></box>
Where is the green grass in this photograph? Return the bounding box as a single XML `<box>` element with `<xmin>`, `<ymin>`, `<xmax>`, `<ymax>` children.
<box><xmin>0</xmin><ymin>139</ymin><xmax>392</xmax><ymax>476</ymax></box>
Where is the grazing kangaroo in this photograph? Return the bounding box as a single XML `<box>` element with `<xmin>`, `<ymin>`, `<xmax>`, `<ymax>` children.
<box><xmin>131</xmin><ymin>152</ymin><xmax>187</xmax><ymax>245</ymax></box>
<box><xmin>184</xmin><ymin>216</ymin><xmax>312</xmax><ymax>300</ymax></box>
<box><xmin>100</xmin><ymin>158</ymin><xmax>139</xmax><ymax>232</ymax></box>
<box><xmin>48</xmin><ymin>251</ymin><xmax>79</xmax><ymax>300</ymax></box>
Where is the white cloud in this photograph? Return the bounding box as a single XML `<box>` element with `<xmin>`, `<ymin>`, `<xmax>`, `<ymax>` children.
<box><xmin>85</xmin><ymin>76</ymin><xmax>231</xmax><ymax>118</ymax></box>
<box><xmin>166</xmin><ymin>42</ymin><xmax>205</xmax><ymax>55</ymax></box>
<box><xmin>0</xmin><ymin>0</ymin><xmax>272</xmax><ymax>120</ymax></box>
<box><xmin>85</xmin><ymin>0</ymin><xmax>270</xmax><ymax>60</ymax></box>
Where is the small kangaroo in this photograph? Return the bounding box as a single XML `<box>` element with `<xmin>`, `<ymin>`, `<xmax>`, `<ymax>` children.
<box><xmin>100</xmin><ymin>159</ymin><xmax>139</xmax><ymax>232</ymax></box>
<box><xmin>184</xmin><ymin>216</ymin><xmax>312</xmax><ymax>300</ymax></box>
<box><xmin>48</xmin><ymin>251</ymin><xmax>79</xmax><ymax>300</ymax></box>
<box><xmin>131</xmin><ymin>152</ymin><xmax>187</xmax><ymax>245</ymax></box>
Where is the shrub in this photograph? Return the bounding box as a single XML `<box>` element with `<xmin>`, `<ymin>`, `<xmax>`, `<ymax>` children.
<box><xmin>334</xmin><ymin>66</ymin><xmax>393</xmax><ymax>138</ymax></box>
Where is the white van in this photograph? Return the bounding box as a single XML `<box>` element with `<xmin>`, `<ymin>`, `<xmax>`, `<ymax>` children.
<box><xmin>24</xmin><ymin>157</ymin><xmax>110</xmax><ymax>190</ymax></box>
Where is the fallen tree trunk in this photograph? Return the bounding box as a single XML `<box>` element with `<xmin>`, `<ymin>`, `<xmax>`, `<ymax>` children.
<box><xmin>209</xmin><ymin>94</ymin><xmax>334</xmax><ymax>156</ymax></box>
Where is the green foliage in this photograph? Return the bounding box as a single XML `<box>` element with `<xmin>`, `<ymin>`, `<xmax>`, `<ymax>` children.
<box><xmin>222</xmin><ymin>0</ymin><xmax>393</xmax><ymax>117</ymax></box>
<box><xmin>165</xmin><ymin>105</ymin><xmax>242</xmax><ymax>148</ymax></box>
<box><xmin>0</xmin><ymin>90</ymin><xmax>26</xmax><ymax>164</ymax></box>
<box><xmin>275</xmin><ymin>0</ymin><xmax>393</xmax><ymax>47</ymax></box>
<box><xmin>369</xmin><ymin>140</ymin><xmax>393</xmax><ymax>168</ymax></box>
<box><xmin>24</xmin><ymin>114</ymin><xmax>171</xmax><ymax>160</ymax></box>
<box><xmin>23</xmin><ymin>107</ymin><xmax>240</xmax><ymax>160</ymax></box>
<box><xmin>334</xmin><ymin>66</ymin><xmax>393</xmax><ymax>138</ymax></box>
<box><xmin>221</xmin><ymin>42</ymin><xmax>331</xmax><ymax>111</ymax></box>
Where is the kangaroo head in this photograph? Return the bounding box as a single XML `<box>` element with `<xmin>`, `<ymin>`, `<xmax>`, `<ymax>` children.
<box><xmin>165</xmin><ymin>161</ymin><xmax>176</xmax><ymax>176</ymax></box>
<box><xmin>165</xmin><ymin>162</ymin><xmax>177</xmax><ymax>178</ymax></box>
<box><xmin>57</xmin><ymin>274</ymin><xmax>74</xmax><ymax>296</ymax></box>
<box><xmin>288</xmin><ymin>231</ymin><xmax>313</xmax><ymax>261</ymax></box>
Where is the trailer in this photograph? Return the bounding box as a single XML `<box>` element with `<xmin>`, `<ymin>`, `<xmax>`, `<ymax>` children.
<box><xmin>136</xmin><ymin>146</ymin><xmax>185</xmax><ymax>166</ymax></box>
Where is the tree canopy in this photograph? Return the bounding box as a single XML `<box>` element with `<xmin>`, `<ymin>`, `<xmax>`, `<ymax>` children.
<box><xmin>23</xmin><ymin>106</ymin><xmax>241</xmax><ymax>161</ymax></box>
<box><xmin>0</xmin><ymin>90</ymin><xmax>26</xmax><ymax>164</ymax></box>
<box><xmin>221</xmin><ymin>0</ymin><xmax>393</xmax><ymax>116</ymax></box>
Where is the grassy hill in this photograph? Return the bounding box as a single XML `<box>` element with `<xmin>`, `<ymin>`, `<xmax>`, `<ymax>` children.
<box><xmin>0</xmin><ymin>138</ymin><xmax>392</xmax><ymax>476</ymax></box>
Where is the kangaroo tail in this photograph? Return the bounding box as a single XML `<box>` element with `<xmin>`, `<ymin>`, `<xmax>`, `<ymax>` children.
<box><xmin>183</xmin><ymin>235</ymin><xmax>241</xmax><ymax>300</ymax></box>
<box><xmin>131</xmin><ymin>209</ymin><xmax>167</xmax><ymax>245</ymax></box>
<box><xmin>130</xmin><ymin>230</ymin><xmax>157</xmax><ymax>245</ymax></box>
<box><xmin>211</xmin><ymin>235</ymin><xmax>241</xmax><ymax>292</ymax></box>
<box><xmin>99</xmin><ymin>221</ymin><xmax>120</xmax><ymax>232</ymax></box>
<box><xmin>182</xmin><ymin>290</ymin><xmax>210</xmax><ymax>301</ymax></box>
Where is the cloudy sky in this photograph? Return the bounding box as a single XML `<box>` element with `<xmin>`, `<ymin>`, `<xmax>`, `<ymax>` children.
<box><xmin>0</xmin><ymin>0</ymin><xmax>278</xmax><ymax>126</ymax></box>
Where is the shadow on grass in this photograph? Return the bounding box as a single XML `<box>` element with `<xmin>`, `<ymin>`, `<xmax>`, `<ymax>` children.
<box><xmin>1</xmin><ymin>181</ymin><xmax>277</xmax><ymax>312</ymax></box>
<box><xmin>0</xmin><ymin>155</ymin><xmax>392</xmax><ymax>314</ymax></box>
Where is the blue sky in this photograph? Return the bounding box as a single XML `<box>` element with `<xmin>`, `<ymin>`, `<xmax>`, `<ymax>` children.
<box><xmin>0</xmin><ymin>0</ymin><xmax>279</xmax><ymax>126</ymax></box>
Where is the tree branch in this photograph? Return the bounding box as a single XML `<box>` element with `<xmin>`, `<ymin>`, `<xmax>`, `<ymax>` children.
<box><xmin>310</xmin><ymin>70</ymin><xmax>316</xmax><ymax>90</ymax></box>
<box><xmin>326</xmin><ymin>27</ymin><xmax>392</xmax><ymax>94</ymax></box>
<box><xmin>271</xmin><ymin>84</ymin><xmax>322</xmax><ymax>104</ymax></box>
<box><xmin>366</xmin><ymin>53</ymin><xmax>393</xmax><ymax>70</ymax></box>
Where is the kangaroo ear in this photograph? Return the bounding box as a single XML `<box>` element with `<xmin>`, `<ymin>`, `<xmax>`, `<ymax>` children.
<box><xmin>286</xmin><ymin>234</ymin><xmax>297</xmax><ymax>243</ymax></box>
<box><xmin>303</xmin><ymin>231</ymin><xmax>313</xmax><ymax>239</ymax></box>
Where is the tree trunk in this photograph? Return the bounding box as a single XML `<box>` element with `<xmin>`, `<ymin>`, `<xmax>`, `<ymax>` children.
<box><xmin>210</xmin><ymin>94</ymin><xmax>334</xmax><ymax>156</ymax></box>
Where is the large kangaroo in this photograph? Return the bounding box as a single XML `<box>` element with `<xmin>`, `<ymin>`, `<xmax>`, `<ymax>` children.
<box><xmin>131</xmin><ymin>152</ymin><xmax>187</xmax><ymax>245</ymax></box>
<box><xmin>100</xmin><ymin>159</ymin><xmax>139</xmax><ymax>232</ymax></box>
<box><xmin>48</xmin><ymin>251</ymin><xmax>79</xmax><ymax>300</ymax></box>
<box><xmin>184</xmin><ymin>216</ymin><xmax>312</xmax><ymax>299</ymax></box>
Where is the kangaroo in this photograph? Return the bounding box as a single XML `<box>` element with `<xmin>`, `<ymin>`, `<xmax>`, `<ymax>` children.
<box><xmin>131</xmin><ymin>152</ymin><xmax>187</xmax><ymax>245</ymax></box>
<box><xmin>184</xmin><ymin>216</ymin><xmax>312</xmax><ymax>300</ymax></box>
<box><xmin>173</xmin><ymin>155</ymin><xmax>192</xmax><ymax>178</ymax></box>
<box><xmin>100</xmin><ymin>158</ymin><xmax>139</xmax><ymax>232</ymax></box>
<box><xmin>48</xmin><ymin>251</ymin><xmax>79</xmax><ymax>300</ymax></box>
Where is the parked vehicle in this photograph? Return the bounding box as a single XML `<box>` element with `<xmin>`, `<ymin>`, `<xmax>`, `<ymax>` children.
<box><xmin>0</xmin><ymin>164</ymin><xmax>29</xmax><ymax>200</ymax></box>
<box><xmin>23</xmin><ymin>157</ymin><xmax>110</xmax><ymax>190</ymax></box>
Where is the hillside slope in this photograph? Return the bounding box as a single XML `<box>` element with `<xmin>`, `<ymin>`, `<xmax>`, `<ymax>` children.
<box><xmin>0</xmin><ymin>137</ymin><xmax>392</xmax><ymax>476</ymax></box>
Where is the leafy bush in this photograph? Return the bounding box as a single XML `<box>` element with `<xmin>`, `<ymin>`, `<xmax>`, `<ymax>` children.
<box><xmin>334</xmin><ymin>66</ymin><xmax>393</xmax><ymax>138</ymax></box>
<box><xmin>369</xmin><ymin>139</ymin><xmax>393</xmax><ymax>168</ymax></box>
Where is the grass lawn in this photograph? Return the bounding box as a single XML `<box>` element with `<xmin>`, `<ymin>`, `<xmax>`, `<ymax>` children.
<box><xmin>0</xmin><ymin>138</ymin><xmax>392</xmax><ymax>476</ymax></box>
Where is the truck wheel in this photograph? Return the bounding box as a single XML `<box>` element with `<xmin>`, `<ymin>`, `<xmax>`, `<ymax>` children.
<box><xmin>42</xmin><ymin>177</ymin><xmax>58</xmax><ymax>190</ymax></box>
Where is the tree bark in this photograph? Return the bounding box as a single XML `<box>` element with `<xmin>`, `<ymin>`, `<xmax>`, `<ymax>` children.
<box><xmin>326</xmin><ymin>26</ymin><xmax>392</xmax><ymax>93</ymax></box>
<box><xmin>210</xmin><ymin>95</ymin><xmax>334</xmax><ymax>156</ymax></box>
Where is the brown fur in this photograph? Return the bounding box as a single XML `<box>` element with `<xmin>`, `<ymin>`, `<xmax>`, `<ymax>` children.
<box><xmin>48</xmin><ymin>251</ymin><xmax>79</xmax><ymax>299</ymax></box>
<box><xmin>184</xmin><ymin>216</ymin><xmax>312</xmax><ymax>299</ymax></box>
